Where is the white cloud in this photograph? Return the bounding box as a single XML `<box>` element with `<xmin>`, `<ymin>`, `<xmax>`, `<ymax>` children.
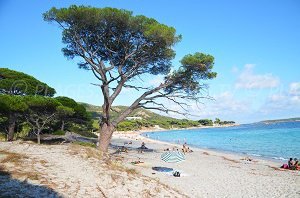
<box><xmin>235</xmin><ymin>64</ymin><xmax>280</xmax><ymax>89</ymax></box>
<box><xmin>289</xmin><ymin>82</ymin><xmax>300</xmax><ymax>96</ymax></box>
<box><xmin>259</xmin><ymin>82</ymin><xmax>300</xmax><ymax>114</ymax></box>
<box><xmin>184</xmin><ymin>92</ymin><xmax>251</xmax><ymax>121</ymax></box>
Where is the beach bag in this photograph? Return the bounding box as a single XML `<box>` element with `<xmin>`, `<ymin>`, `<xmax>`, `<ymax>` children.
<box><xmin>173</xmin><ymin>171</ymin><xmax>181</xmax><ymax>177</ymax></box>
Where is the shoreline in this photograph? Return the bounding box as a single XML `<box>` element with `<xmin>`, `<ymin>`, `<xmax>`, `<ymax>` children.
<box><xmin>114</xmin><ymin>129</ymin><xmax>284</xmax><ymax>166</ymax></box>
<box><xmin>111</xmin><ymin>131</ymin><xmax>299</xmax><ymax>197</ymax></box>
<box><xmin>114</xmin><ymin>123</ymin><xmax>287</xmax><ymax>164</ymax></box>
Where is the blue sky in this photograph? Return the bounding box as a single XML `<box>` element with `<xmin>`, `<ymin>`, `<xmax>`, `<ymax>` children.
<box><xmin>0</xmin><ymin>0</ymin><xmax>299</xmax><ymax>123</ymax></box>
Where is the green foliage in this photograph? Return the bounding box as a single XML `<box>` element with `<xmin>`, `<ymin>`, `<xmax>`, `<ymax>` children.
<box><xmin>0</xmin><ymin>94</ymin><xmax>28</xmax><ymax>113</ymax></box>
<box><xmin>198</xmin><ymin>119</ymin><xmax>213</xmax><ymax>126</ymax></box>
<box><xmin>116</xmin><ymin>118</ymin><xmax>200</xmax><ymax>131</ymax></box>
<box><xmin>55</xmin><ymin>96</ymin><xmax>92</xmax><ymax>132</ymax></box>
<box><xmin>56</xmin><ymin>106</ymin><xmax>75</xmax><ymax>117</ymax></box>
<box><xmin>43</xmin><ymin>5</ymin><xmax>181</xmax><ymax>77</ymax></box>
<box><xmin>165</xmin><ymin>53</ymin><xmax>217</xmax><ymax>95</ymax></box>
<box><xmin>219</xmin><ymin>121</ymin><xmax>235</xmax><ymax>125</ymax></box>
<box><xmin>24</xmin><ymin>96</ymin><xmax>60</xmax><ymax>112</ymax></box>
<box><xmin>55</xmin><ymin>96</ymin><xmax>78</xmax><ymax>108</ymax></box>
<box><xmin>0</xmin><ymin>68</ymin><xmax>56</xmax><ymax>96</ymax></box>
<box><xmin>72</xmin><ymin>129</ymin><xmax>98</xmax><ymax>138</ymax></box>
<box><xmin>214</xmin><ymin>118</ymin><xmax>221</xmax><ymax>124</ymax></box>
<box><xmin>52</xmin><ymin>130</ymin><xmax>66</xmax><ymax>135</ymax></box>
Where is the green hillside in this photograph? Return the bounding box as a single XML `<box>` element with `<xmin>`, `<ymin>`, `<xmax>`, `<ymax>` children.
<box><xmin>80</xmin><ymin>102</ymin><xmax>174</xmax><ymax>120</ymax></box>
<box><xmin>80</xmin><ymin>103</ymin><xmax>200</xmax><ymax>131</ymax></box>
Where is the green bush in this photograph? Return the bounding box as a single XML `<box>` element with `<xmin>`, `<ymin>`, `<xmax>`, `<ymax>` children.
<box><xmin>52</xmin><ymin>130</ymin><xmax>66</xmax><ymax>135</ymax></box>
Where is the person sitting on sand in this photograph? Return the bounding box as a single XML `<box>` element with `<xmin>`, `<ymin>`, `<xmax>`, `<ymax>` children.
<box><xmin>138</xmin><ymin>142</ymin><xmax>148</xmax><ymax>153</ymax></box>
<box><xmin>141</xmin><ymin>142</ymin><xmax>147</xmax><ymax>149</ymax></box>
<box><xmin>182</xmin><ymin>143</ymin><xmax>187</xmax><ymax>153</ymax></box>
<box><xmin>293</xmin><ymin>160</ymin><xmax>299</xmax><ymax>170</ymax></box>
<box><xmin>290</xmin><ymin>158</ymin><xmax>299</xmax><ymax>170</ymax></box>
<box><xmin>288</xmin><ymin>158</ymin><xmax>294</xmax><ymax>168</ymax></box>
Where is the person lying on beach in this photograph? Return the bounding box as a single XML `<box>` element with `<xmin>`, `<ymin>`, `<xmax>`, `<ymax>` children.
<box><xmin>131</xmin><ymin>160</ymin><xmax>144</xmax><ymax>165</ymax></box>
<box><xmin>281</xmin><ymin>158</ymin><xmax>299</xmax><ymax>170</ymax></box>
<box><xmin>187</xmin><ymin>147</ymin><xmax>193</xmax><ymax>152</ymax></box>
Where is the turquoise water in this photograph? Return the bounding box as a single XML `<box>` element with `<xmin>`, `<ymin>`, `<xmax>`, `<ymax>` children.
<box><xmin>143</xmin><ymin>121</ymin><xmax>300</xmax><ymax>161</ymax></box>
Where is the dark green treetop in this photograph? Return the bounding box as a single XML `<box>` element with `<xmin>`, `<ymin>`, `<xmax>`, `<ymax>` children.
<box><xmin>0</xmin><ymin>68</ymin><xmax>56</xmax><ymax>96</ymax></box>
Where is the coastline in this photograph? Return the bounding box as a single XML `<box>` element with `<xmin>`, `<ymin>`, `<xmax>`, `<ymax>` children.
<box><xmin>114</xmin><ymin>123</ymin><xmax>285</xmax><ymax>164</ymax></box>
<box><xmin>113</xmin><ymin>127</ymin><xmax>283</xmax><ymax>165</ymax></box>
<box><xmin>111</xmin><ymin>131</ymin><xmax>299</xmax><ymax>197</ymax></box>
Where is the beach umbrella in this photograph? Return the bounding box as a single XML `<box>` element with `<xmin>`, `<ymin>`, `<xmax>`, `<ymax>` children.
<box><xmin>161</xmin><ymin>151</ymin><xmax>185</xmax><ymax>163</ymax></box>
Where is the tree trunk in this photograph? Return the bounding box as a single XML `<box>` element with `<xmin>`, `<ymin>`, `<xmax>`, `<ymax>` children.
<box><xmin>98</xmin><ymin>123</ymin><xmax>114</xmax><ymax>152</ymax></box>
<box><xmin>7</xmin><ymin>113</ymin><xmax>16</xmax><ymax>141</ymax></box>
<box><xmin>61</xmin><ymin>120</ymin><xmax>65</xmax><ymax>131</ymax></box>
<box><xmin>37</xmin><ymin>129</ymin><xmax>42</xmax><ymax>144</ymax></box>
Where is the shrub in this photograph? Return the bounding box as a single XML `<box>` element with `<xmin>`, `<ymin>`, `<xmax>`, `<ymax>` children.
<box><xmin>52</xmin><ymin>130</ymin><xmax>66</xmax><ymax>135</ymax></box>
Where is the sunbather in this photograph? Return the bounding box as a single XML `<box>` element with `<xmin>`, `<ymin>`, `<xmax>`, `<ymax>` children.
<box><xmin>138</xmin><ymin>142</ymin><xmax>148</xmax><ymax>153</ymax></box>
<box><xmin>288</xmin><ymin>158</ymin><xmax>294</xmax><ymax>168</ymax></box>
<box><xmin>290</xmin><ymin>158</ymin><xmax>299</xmax><ymax>170</ymax></box>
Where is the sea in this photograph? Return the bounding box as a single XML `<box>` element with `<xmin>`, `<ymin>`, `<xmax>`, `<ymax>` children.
<box><xmin>142</xmin><ymin>121</ymin><xmax>300</xmax><ymax>162</ymax></box>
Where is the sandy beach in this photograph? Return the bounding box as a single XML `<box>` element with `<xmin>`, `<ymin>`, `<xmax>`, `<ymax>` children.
<box><xmin>113</xmin><ymin>131</ymin><xmax>300</xmax><ymax>197</ymax></box>
<box><xmin>0</xmin><ymin>131</ymin><xmax>299</xmax><ymax>197</ymax></box>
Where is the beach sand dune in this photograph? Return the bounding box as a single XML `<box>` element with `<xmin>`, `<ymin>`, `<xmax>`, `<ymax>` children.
<box><xmin>0</xmin><ymin>141</ymin><xmax>186</xmax><ymax>198</ymax></box>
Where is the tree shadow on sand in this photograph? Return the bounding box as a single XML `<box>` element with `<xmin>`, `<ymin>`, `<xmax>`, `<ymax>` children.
<box><xmin>0</xmin><ymin>168</ymin><xmax>61</xmax><ymax>198</ymax></box>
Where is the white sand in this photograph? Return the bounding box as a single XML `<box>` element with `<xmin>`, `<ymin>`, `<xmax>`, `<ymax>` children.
<box><xmin>0</xmin><ymin>141</ymin><xmax>185</xmax><ymax>197</ymax></box>
<box><xmin>113</xmin><ymin>131</ymin><xmax>300</xmax><ymax>198</ymax></box>
<box><xmin>0</xmin><ymin>132</ymin><xmax>299</xmax><ymax>198</ymax></box>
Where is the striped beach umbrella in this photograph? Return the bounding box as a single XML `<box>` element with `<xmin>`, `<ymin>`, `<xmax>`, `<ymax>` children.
<box><xmin>161</xmin><ymin>151</ymin><xmax>185</xmax><ymax>163</ymax></box>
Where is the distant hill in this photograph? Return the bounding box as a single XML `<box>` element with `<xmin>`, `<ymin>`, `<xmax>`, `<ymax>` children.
<box><xmin>260</xmin><ymin>117</ymin><xmax>300</xmax><ymax>124</ymax></box>
<box><xmin>80</xmin><ymin>102</ymin><xmax>176</xmax><ymax>121</ymax></box>
<box><xmin>80</xmin><ymin>102</ymin><xmax>235</xmax><ymax>131</ymax></box>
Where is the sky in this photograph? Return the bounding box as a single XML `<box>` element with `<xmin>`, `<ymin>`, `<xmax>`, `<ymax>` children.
<box><xmin>0</xmin><ymin>0</ymin><xmax>299</xmax><ymax>123</ymax></box>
